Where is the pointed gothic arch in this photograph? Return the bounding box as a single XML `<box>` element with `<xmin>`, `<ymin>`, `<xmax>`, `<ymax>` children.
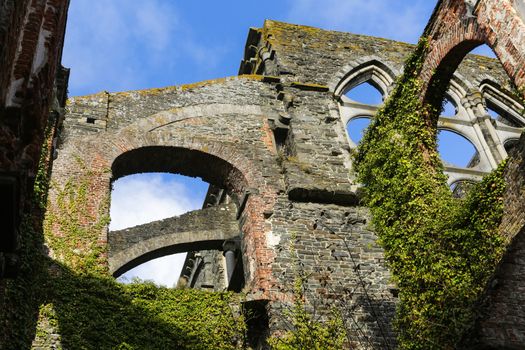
<box><xmin>334</xmin><ymin>59</ymin><xmax>397</xmax><ymax>99</ymax></box>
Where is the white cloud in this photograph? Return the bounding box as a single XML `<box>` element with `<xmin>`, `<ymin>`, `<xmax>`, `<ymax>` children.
<box><xmin>286</xmin><ymin>0</ymin><xmax>434</xmax><ymax>43</ymax></box>
<box><xmin>109</xmin><ymin>173</ymin><xmax>203</xmax><ymax>230</ymax></box>
<box><xmin>111</xmin><ymin>173</ymin><xmax>207</xmax><ymax>287</ymax></box>
<box><xmin>132</xmin><ymin>2</ymin><xmax>179</xmax><ymax>51</ymax></box>
<box><xmin>63</xmin><ymin>1</ymin><xmax>149</xmax><ymax>93</ymax></box>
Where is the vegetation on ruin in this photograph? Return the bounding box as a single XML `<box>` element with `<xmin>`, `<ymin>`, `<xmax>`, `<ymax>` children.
<box><xmin>354</xmin><ymin>38</ymin><xmax>507</xmax><ymax>349</ymax></box>
<box><xmin>1</xmin><ymin>113</ymin><xmax>342</xmax><ymax>350</ymax></box>
<box><xmin>44</xmin><ymin>156</ymin><xmax>110</xmax><ymax>274</ymax></box>
<box><xmin>0</xmin><ymin>132</ymin><xmax>247</xmax><ymax>349</ymax></box>
<box><xmin>1</xmin><ymin>25</ymin><xmax>517</xmax><ymax>350</ymax></box>
<box><xmin>268</xmin><ymin>289</ymin><xmax>346</xmax><ymax>350</ymax></box>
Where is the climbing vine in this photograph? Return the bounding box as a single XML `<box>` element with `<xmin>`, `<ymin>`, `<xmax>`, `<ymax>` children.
<box><xmin>40</xmin><ymin>160</ymin><xmax>248</xmax><ymax>349</ymax></box>
<box><xmin>43</xmin><ymin>157</ymin><xmax>109</xmax><ymax>274</ymax></box>
<box><xmin>1</xmin><ymin>128</ymin><xmax>248</xmax><ymax>349</ymax></box>
<box><xmin>354</xmin><ymin>38</ymin><xmax>507</xmax><ymax>349</ymax></box>
<box><xmin>0</xmin><ymin>118</ymin><xmax>57</xmax><ymax>349</ymax></box>
<box><xmin>43</xmin><ymin>276</ymin><xmax>247</xmax><ymax>350</ymax></box>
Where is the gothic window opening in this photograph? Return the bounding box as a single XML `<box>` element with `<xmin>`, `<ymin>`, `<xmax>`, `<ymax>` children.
<box><xmin>437</xmin><ymin>130</ymin><xmax>479</xmax><ymax>168</ymax></box>
<box><xmin>346</xmin><ymin>116</ymin><xmax>372</xmax><ymax>145</ymax></box>
<box><xmin>337</xmin><ymin>62</ymin><xmax>395</xmax><ymax>151</ymax></box>
<box><xmin>442</xmin><ymin>97</ymin><xmax>457</xmax><ymax>117</ymax></box>
<box><xmin>479</xmin><ymin>82</ymin><xmax>525</xmax><ymax>160</ymax></box>
<box><xmin>344</xmin><ymin>81</ymin><xmax>383</xmax><ymax>105</ymax></box>
<box><xmin>427</xmin><ymin>42</ymin><xmax>524</xmax><ymax>188</ymax></box>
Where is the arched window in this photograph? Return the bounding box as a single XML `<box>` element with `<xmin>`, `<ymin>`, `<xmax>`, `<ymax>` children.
<box><xmin>346</xmin><ymin>116</ymin><xmax>372</xmax><ymax>145</ymax></box>
<box><xmin>336</xmin><ymin>61</ymin><xmax>395</xmax><ymax>149</ymax></box>
<box><xmin>109</xmin><ymin>146</ymin><xmax>246</xmax><ymax>292</ymax></box>
<box><xmin>437</xmin><ymin>130</ymin><xmax>479</xmax><ymax>168</ymax></box>
<box><xmin>335</xmin><ymin>60</ymin><xmax>395</xmax><ymax>100</ymax></box>
<box><xmin>424</xmin><ymin>41</ymin><xmax>523</xmax><ymax>187</ymax></box>
<box><xmin>442</xmin><ymin>96</ymin><xmax>457</xmax><ymax>117</ymax></box>
<box><xmin>344</xmin><ymin>82</ymin><xmax>383</xmax><ymax>105</ymax></box>
<box><xmin>113</xmin><ymin>173</ymin><xmax>208</xmax><ymax>287</ymax></box>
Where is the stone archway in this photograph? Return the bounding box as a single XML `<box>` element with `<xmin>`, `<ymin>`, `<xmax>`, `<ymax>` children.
<box><xmin>47</xmin><ymin>105</ymin><xmax>279</xmax><ymax>295</ymax></box>
<box><xmin>109</xmin><ymin>202</ymin><xmax>239</xmax><ymax>277</ymax></box>
<box><xmin>412</xmin><ymin>1</ymin><xmax>525</xmax><ymax>347</ymax></box>
<box><xmin>419</xmin><ymin>0</ymin><xmax>525</xmax><ymax>103</ymax></box>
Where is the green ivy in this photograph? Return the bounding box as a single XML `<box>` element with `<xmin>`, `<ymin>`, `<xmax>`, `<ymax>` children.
<box><xmin>43</xmin><ymin>157</ymin><xmax>110</xmax><ymax>274</ymax></box>
<box><xmin>34</xmin><ymin>122</ymin><xmax>54</xmax><ymax>209</ymax></box>
<box><xmin>46</xmin><ymin>273</ymin><xmax>246</xmax><ymax>350</ymax></box>
<box><xmin>354</xmin><ymin>38</ymin><xmax>507</xmax><ymax>349</ymax></box>
<box><xmin>0</xmin><ymin>122</ymin><xmax>248</xmax><ymax>349</ymax></box>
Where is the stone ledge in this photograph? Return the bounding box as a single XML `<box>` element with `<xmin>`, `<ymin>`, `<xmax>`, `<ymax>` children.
<box><xmin>287</xmin><ymin>186</ymin><xmax>359</xmax><ymax>206</ymax></box>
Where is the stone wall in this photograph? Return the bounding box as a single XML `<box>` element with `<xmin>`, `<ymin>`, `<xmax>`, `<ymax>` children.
<box><xmin>0</xmin><ymin>1</ymin><xmax>518</xmax><ymax>345</ymax></box>
<box><xmin>52</xmin><ymin>76</ymin><xmax>283</xmax><ymax>294</ymax></box>
<box><xmin>109</xmin><ymin>203</ymin><xmax>239</xmax><ymax>276</ymax></box>
<box><xmin>56</xmin><ymin>69</ymin><xmax>399</xmax><ymax>346</ymax></box>
<box><xmin>45</xmin><ymin>19</ymin><xmax>525</xmax><ymax>349</ymax></box>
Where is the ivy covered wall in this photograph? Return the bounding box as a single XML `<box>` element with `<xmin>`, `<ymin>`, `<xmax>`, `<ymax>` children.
<box><xmin>1</xmin><ymin>17</ymin><xmax>523</xmax><ymax>350</ymax></box>
<box><xmin>355</xmin><ymin>39</ymin><xmax>508</xmax><ymax>349</ymax></box>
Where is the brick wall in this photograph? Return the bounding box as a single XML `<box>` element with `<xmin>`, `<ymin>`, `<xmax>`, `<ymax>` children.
<box><xmin>0</xmin><ymin>0</ymin><xmax>69</xmax><ymax>278</ymax></box>
<box><xmin>420</xmin><ymin>0</ymin><xmax>525</xmax><ymax>102</ymax></box>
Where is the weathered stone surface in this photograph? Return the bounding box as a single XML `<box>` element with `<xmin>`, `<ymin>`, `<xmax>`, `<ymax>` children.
<box><xmin>0</xmin><ymin>0</ymin><xmax>519</xmax><ymax>347</ymax></box>
<box><xmin>56</xmin><ymin>68</ymin><xmax>399</xmax><ymax>347</ymax></box>
<box><xmin>35</xmin><ymin>7</ymin><xmax>525</xmax><ymax>350</ymax></box>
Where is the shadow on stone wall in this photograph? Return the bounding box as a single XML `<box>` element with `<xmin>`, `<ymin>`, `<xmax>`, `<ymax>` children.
<box><xmin>346</xmin><ymin>294</ymin><xmax>397</xmax><ymax>349</ymax></box>
<box><xmin>0</xmin><ymin>213</ymin><xmax>246</xmax><ymax>350</ymax></box>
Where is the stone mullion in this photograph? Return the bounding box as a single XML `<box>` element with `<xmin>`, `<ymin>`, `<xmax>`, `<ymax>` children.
<box><xmin>472</xmin><ymin>91</ymin><xmax>508</xmax><ymax>162</ymax></box>
<box><xmin>462</xmin><ymin>92</ymin><xmax>500</xmax><ymax>168</ymax></box>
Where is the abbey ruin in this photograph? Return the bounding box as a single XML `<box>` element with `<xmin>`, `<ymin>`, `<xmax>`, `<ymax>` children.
<box><xmin>1</xmin><ymin>0</ymin><xmax>525</xmax><ymax>349</ymax></box>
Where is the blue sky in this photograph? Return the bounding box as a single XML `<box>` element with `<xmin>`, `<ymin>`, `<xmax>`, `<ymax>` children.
<box><xmin>63</xmin><ymin>0</ymin><xmax>442</xmax><ymax>96</ymax></box>
<box><xmin>62</xmin><ymin>0</ymin><xmax>494</xmax><ymax>286</ymax></box>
